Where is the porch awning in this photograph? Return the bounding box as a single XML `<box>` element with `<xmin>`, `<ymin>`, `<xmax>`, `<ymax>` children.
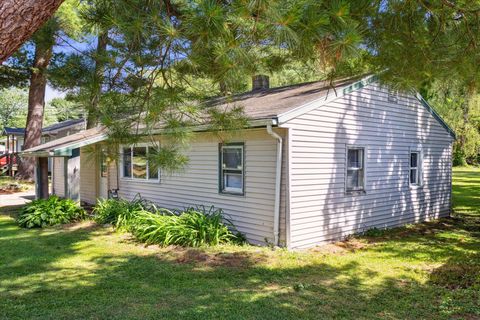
<box><xmin>21</xmin><ymin>127</ymin><xmax>108</xmax><ymax>157</ymax></box>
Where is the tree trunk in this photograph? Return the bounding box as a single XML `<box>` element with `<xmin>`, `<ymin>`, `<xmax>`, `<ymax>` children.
<box><xmin>87</xmin><ymin>31</ymin><xmax>109</xmax><ymax>129</ymax></box>
<box><xmin>17</xmin><ymin>39</ymin><xmax>53</xmax><ymax>181</ymax></box>
<box><xmin>0</xmin><ymin>0</ymin><xmax>64</xmax><ymax>63</ymax></box>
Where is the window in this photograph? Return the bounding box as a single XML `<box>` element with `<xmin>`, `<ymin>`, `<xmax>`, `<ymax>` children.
<box><xmin>121</xmin><ymin>145</ymin><xmax>159</xmax><ymax>181</ymax></box>
<box><xmin>388</xmin><ymin>89</ymin><xmax>398</xmax><ymax>103</ymax></box>
<box><xmin>220</xmin><ymin>143</ymin><xmax>244</xmax><ymax>194</ymax></box>
<box><xmin>132</xmin><ymin>147</ymin><xmax>147</xmax><ymax>179</ymax></box>
<box><xmin>122</xmin><ymin>147</ymin><xmax>132</xmax><ymax>178</ymax></box>
<box><xmin>410</xmin><ymin>151</ymin><xmax>421</xmax><ymax>186</ymax></box>
<box><xmin>346</xmin><ymin>147</ymin><xmax>365</xmax><ymax>193</ymax></box>
<box><xmin>100</xmin><ymin>151</ymin><xmax>107</xmax><ymax>178</ymax></box>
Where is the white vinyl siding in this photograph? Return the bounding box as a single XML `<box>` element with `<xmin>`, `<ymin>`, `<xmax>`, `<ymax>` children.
<box><xmin>283</xmin><ymin>83</ymin><xmax>453</xmax><ymax>248</ymax></box>
<box><xmin>79</xmin><ymin>147</ymin><xmax>97</xmax><ymax>204</ymax></box>
<box><xmin>52</xmin><ymin>157</ymin><xmax>65</xmax><ymax>197</ymax></box>
<box><xmin>116</xmin><ymin>129</ymin><xmax>285</xmax><ymax>245</ymax></box>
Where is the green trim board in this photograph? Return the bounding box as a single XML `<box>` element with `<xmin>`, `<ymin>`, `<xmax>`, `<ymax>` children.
<box><xmin>415</xmin><ymin>92</ymin><xmax>456</xmax><ymax>140</ymax></box>
<box><xmin>53</xmin><ymin>134</ymin><xmax>108</xmax><ymax>156</ymax></box>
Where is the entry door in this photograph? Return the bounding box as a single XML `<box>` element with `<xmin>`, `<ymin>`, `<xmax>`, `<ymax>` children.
<box><xmin>99</xmin><ymin>150</ymin><xmax>108</xmax><ymax>199</ymax></box>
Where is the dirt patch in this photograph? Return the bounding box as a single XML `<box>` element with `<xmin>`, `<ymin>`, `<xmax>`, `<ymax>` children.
<box><xmin>429</xmin><ymin>263</ymin><xmax>480</xmax><ymax>289</ymax></box>
<box><xmin>172</xmin><ymin>248</ymin><xmax>268</xmax><ymax>268</ymax></box>
<box><xmin>310</xmin><ymin>238</ymin><xmax>373</xmax><ymax>255</ymax></box>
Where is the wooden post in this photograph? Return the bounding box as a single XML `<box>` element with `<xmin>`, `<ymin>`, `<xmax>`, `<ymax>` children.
<box><xmin>35</xmin><ymin>157</ymin><xmax>49</xmax><ymax>199</ymax></box>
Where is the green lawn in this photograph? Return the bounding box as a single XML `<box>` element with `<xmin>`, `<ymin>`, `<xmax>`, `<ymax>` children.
<box><xmin>0</xmin><ymin>176</ymin><xmax>33</xmax><ymax>193</ymax></box>
<box><xmin>0</xmin><ymin>168</ymin><xmax>479</xmax><ymax>319</ymax></box>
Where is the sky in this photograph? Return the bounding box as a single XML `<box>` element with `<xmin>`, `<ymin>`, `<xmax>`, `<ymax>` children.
<box><xmin>45</xmin><ymin>85</ymin><xmax>66</xmax><ymax>102</ymax></box>
<box><xmin>43</xmin><ymin>36</ymin><xmax>93</xmax><ymax>102</ymax></box>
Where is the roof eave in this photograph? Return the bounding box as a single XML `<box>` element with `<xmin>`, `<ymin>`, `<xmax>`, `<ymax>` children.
<box><xmin>21</xmin><ymin>133</ymin><xmax>108</xmax><ymax>158</ymax></box>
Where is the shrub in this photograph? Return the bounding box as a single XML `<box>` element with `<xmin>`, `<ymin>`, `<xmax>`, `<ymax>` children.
<box><xmin>17</xmin><ymin>196</ymin><xmax>86</xmax><ymax>228</ymax></box>
<box><xmin>93</xmin><ymin>195</ymin><xmax>158</xmax><ymax>229</ymax></box>
<box><xmin>129</xmin><ymin>206</ymin><xmax>244</xmax><ymax>247</ymax></box>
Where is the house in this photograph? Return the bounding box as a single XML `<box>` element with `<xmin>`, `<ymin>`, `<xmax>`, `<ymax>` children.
<box><xmin>1</xmin><ymin>119</ymin><xmax>85</xmax><ymax>176</ymax></box>
<box><xmin>22</xmin><ymin>75</ymin><xmax>455</xmax><ymax>249</ymax></box>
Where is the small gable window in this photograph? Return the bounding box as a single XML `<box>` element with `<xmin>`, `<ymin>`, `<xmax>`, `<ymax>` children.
<box><xmin>346</xmin><ymin>147</ymin><xmax>365</xmax><ymax>193</ymax></box>
<box><xmin>219</xmin><ymin>143</ymin><xmax>244</xmax><ymax>195</ymax></box>
<box><xmin>388</xmin><ymin>89</ymin><xmax>399</xmax><ymax>103</ymax></box>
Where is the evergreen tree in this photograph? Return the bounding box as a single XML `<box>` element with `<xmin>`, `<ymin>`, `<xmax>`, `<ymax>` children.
<box><xmin>16</xmin><ymin>0</ymin><xmax>83</xmax><ymax>180</ymax></box>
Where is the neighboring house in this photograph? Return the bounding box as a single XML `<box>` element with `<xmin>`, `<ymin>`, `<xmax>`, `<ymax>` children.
<box><xmin>1</xmin><ymin>119</ymin><xmax>85</xmax><ymax>176</ymax></box>
<box><xmin>22</xmin><ymin>75</ymin><xmax>455</xmax><ymax>249</ymax></box>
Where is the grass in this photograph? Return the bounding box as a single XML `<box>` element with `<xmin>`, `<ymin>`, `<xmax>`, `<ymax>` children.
<box><xmin>0</xmin><ymin>167</ymin><xmax>479</xmax><ymax>319</ymax></box>
<box><xmin>0</xmin><ymin>176</ymin><xmax>33</xmax><ymax>193</ymax></box>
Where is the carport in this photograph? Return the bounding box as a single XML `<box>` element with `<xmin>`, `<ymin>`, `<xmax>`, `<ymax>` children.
<box><xmin>21</xmin><ymin>127</ymin><xmax>107</xmax><ymax>200</ymax></box>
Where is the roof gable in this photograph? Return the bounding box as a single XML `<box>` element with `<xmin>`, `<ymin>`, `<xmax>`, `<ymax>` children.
<box><xmin>276</xmin><ymin>74</ymin><xmax>456</xmax><ymax>140</ymax></box>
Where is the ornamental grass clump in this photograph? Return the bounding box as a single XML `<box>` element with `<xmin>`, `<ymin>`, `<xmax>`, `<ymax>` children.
<box><xmin>129</xmin><ymin>206</ymin><xmax>244</xmax><ymax>247</ymax></box>
<box><xmin>93</xmin><ymin>195</ymin><xmax>158</xmax><ymax>229</ymax></box>
<box><xmin>17</xmin><ymin>196</ymin><xmax>86</xmax><ymax>228</ymax></box>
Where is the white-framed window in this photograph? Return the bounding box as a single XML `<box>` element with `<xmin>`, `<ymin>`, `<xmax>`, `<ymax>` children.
<box><xmin>346</xmin><ymin>146</ymin><xmax>366</xmax><ymax>193</ymax></box>
<box><xmin>219</xmin><ymin>143</ymin><xmax>244</xmax><ymax>195</ymax></box>
<box><xmin>121</xmin><ymin>145</ymin><xmax>159</xmax><ymax>181</ymax></box>
<box><xmin>409</xmin><ymin>150</ymin><xmax>422</xmax><ymax>186</ymax></box>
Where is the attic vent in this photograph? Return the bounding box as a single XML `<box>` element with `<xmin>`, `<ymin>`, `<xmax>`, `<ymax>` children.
<box><xmin>388</xmin><ymin>89</ymin><xmax>399</xmax><ymax>103</ymax></box>
<box><xmin>252</xmin><ymin>75</ymin><xmax>269</xmax><ymax>91</ymax></box>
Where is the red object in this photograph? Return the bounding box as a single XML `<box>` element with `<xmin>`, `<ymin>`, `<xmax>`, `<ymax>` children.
<box><xmin>0</xmin><ymin>154</ymin><xmax>15</xmax><ymax>166</ymax></box>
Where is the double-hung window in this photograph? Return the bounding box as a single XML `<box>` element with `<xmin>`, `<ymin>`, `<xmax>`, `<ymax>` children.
<box><xmin>220</xmin><ymin>143</ymin><xmax>244</xmax><ymax>195</ymax></box>
<box><xmin>122</xmin><ymin>145</ymin><xmax>159</xmax><ymax>181</ymax></box>
<box><xmin>410</xmin><ymin>151</ymin><xmax>421</xmax><ymax>186</ymax></box>
<box><xmin>346</xmin><ymin>147</ymin><xmax>365</xmax><ymax>193</ymax></box>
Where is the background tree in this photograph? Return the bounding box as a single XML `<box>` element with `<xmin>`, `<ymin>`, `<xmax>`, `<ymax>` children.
<box><xmin>16</xmin><ymin>0</ymin><xmax>83</xmax><ymax>180</ymax></box>
<box><xmin>0</xmin><ymin>88</ymin><xmax>28</xmax><ymax>130</ymax></box>
<box><xmin>366</xmin><ymin>0</ymin><xmax>480</xmax><ymax>164</ymax></box>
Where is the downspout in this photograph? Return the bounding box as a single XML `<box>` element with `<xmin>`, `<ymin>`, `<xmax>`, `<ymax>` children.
<box><xmin>266</xmin><ymin>123</ymin><xmax>282</xmax><ymax>246</ymax></box>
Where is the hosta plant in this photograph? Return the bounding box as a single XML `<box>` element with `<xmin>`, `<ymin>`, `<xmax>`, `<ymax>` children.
<box><xmin>17</xmin><ymin>196</ymin><xmax>86</xmax><ymax>228</ymax></box>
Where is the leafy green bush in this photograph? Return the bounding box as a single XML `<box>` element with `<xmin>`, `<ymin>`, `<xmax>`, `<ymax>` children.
<box><xmin>17</xmin><ymin>196</ymin><xmax>86</xmax><ymax>228</ymax></box>
<box><xmin>129</xmin><ymin>206</ymin><xmax>244</xmax><ymax>247</ymax></box>
<box><xmin>93</xmin><ymin>195</ymin><xmax>158</xmax><ymax>229</ymax></box>
<box><xmin>93</xmin><ymin>196</ymin><xmax>245</xmax><ymax>247</ymax></box>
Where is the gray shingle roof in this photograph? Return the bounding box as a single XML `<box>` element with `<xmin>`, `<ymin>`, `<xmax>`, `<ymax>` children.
<box><xmin>2</xmin><ymin>119</ymin><xmax>85</xmax><ymax>137</ymax></box>
<box><xmin>2</xmin><ymin>127</ymin><xmax>25</xmax><ymax>135</ymax></box>
<box><xmin>42</xmin><ymin>118</ymin><xmax>85</xmax><ymax>133</ymax></box>
<box><xmin>207</xmin><ymin>76</ymin><xmax>362</xmax><ymax>120</ymax></box>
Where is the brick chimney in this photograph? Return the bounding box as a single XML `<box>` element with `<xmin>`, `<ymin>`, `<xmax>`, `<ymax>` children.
<box><xmin>252</xmin><ymin>75</ymin><xmax>269</xmax><ymax>91</ymax></box>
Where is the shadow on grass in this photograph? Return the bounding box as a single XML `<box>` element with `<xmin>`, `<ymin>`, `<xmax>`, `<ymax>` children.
<box><xmin>0</xmin><ymin>216</ymin><xmax>478</xmax><ymax>319</ymax></box>
<box><xmin>0</xmin><ymin>168</ymin><xmax>479</xmax><ymax>319</ymax></box>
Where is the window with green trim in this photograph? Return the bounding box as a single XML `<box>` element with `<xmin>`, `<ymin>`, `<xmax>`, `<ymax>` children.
<box><xmin>219</xmin><ymin>143</ymin><xmax>244</xmax><ymax>195</ymax></box>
